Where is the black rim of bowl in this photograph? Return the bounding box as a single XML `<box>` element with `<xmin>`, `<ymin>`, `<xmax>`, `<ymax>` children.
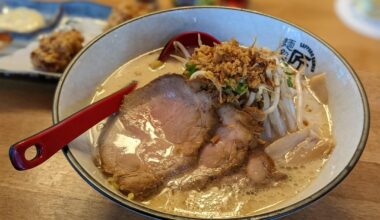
<box><xmin>53</xmin><ymin>6</ymin><xmax>370</xmax><ymax>220</ymax></box>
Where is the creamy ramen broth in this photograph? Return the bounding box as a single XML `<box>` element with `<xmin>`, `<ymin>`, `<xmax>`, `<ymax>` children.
<box><xmin>91</xmin><ymin>49</ymin><xmax>333</xmax><ymax>218</ymax></box>
<box><xmin>92</xmin><ymin>48</ymin><xmax>184</xmax><ymax>100</ymax></box>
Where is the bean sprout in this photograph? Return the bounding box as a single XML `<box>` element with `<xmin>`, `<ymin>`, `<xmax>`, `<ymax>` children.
<box><xmin>263</xmin><ymin>119</ymin><xmax>273</xmax><ymax>140</ymax></box>
<box><xmin>190</xmin><ymin>70</ymin><xmax>224</xmax><ymax>103</ymax></box>
<box><xmin>263</xmin><ymin>73</ymin><xmax>281</xmax><ymax>114</ymax></box>
<box><xmin>197</xmin><ymin>33</ymin><xmax>202</xmax><ymax>47</ymax></box>
<box><xmin>263</xmin><ymin>90</ymin><xmax>271</xmax><ymax>110</ymax></box>
<box><xmin>190</xmin><ymin>70</ymin><xmax>207</xmax><ymax>80</ymax></box>
<box><xmin>170</xmin><ymin>54</ymin><xmax>188</xmax><ymax>64</ymax></box>
<box><xmin>244</xmin><ymin>91</ymin><xmax>256</xmax><ymax>107</ymax></box>
<box><xmin>269</xmin><ymin>107</ymin><xmax>287</xmax><ymax>137</ymax></box>
<box><xmin>256</xmin><ymin>84</ymin><xmax>272</xmax><ymax>101</ymax></box>
<box><xmin>295</xmin><ymin>68</ymin><xmax>304</xmax><ymax>128</ymax></box>
<box><xmin>173</xmin><ymin>41</ymin><xmax>191</xmax><ymax>58</ymax></box>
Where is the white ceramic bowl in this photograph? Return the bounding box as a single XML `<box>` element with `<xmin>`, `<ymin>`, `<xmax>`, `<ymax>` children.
<box><xmin>53</xmin><ymin>7</ymin><xmax>369</xmax><ymax>219</ymax></box>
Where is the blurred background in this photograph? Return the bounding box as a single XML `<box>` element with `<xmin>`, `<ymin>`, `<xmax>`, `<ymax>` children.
<box><xmin>0</xmin><ymin>0</ymin><xmax>379</xmax><ymax>219</ymax></box>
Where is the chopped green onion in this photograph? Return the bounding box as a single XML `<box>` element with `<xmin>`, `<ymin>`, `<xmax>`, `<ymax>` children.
<box><xmin>235</xmin><ymin>79</ymin><xmax>249</xmax><ymax>95</ymax></box>
<box><xmin>185</xmin><ymin>63</ymin><xmax>198</xmax><ymax>76</ymax></box>
<box><xmin>222</xmin><ymin>78</ymin><xmax>248</xmax><ymax>96</ymax></box>
<box><xmin>281</xmin><ymin>61</ymin><xmax>296</xmax><ymax>75</ymax></box>
<box><xmin>287</xmin><ymin>76</ymin><xmax>294</xmax><ymax>88</ymax></box>
<box><xmin>285</xmin><ymin>71</ymin><xmax>294</xmax><ymax>75</ymax></box>
<box><xmin>223</xmin><ymin>85</ymin><xmax>234</xmax><ymax>95</ymax></box>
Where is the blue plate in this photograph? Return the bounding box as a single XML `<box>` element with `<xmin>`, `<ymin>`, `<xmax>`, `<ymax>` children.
<box><xmin>3</xmin><ymin>0</ymin><xmax>111</xmax><ymax>18</ymax></box>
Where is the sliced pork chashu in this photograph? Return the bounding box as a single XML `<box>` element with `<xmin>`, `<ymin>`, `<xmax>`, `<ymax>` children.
<box><xmin>174</xmin><ymin>105</ymin><xmax>264</xmax><ymax>190</ymax></box>
<box><xmin>98</xmin><ymin>74</ymin><xmax>217</xmax><ymax>198</ymax></box>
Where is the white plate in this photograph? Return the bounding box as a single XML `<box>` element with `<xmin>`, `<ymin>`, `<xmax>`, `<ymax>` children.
<box><xmin>336</xmin><ymin>0</ymin><xmax>380</xmax><ymax>39</ymax></box>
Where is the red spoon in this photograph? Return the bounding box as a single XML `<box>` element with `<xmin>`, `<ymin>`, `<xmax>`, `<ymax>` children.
<box><xmin>9</xmin><ymin>81</ymin><xmax>138</xmax><ymax>171</ymax></box>
<box><xmin>158</xmin><ymin>31</ymin><xmax>221</xmax><ymax>61</ymax></box>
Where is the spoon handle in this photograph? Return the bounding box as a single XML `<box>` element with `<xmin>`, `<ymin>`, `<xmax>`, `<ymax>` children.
<box><xmin>9</xmin><ymin>81</ymin><xmax>137</xmax><ymax>171</ymax></box>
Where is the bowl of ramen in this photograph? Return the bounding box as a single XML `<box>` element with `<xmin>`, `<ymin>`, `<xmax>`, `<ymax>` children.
<box><xmin>53</xmin><ymin>7</ymin><xmax>369</xmax><ymax>219</ymax></box>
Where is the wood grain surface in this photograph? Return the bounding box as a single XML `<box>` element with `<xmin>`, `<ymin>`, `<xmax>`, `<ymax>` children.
<box><xmin>1</xmin><ymin>0</ymin><xmax>379</xmax><ymax>219</ymax></box>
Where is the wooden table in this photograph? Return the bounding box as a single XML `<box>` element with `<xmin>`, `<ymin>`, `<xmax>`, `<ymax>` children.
<box><xmin>1</xmin><ymin>0</ymin><xmax>379</xmax><ymax>219</ymax></box>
